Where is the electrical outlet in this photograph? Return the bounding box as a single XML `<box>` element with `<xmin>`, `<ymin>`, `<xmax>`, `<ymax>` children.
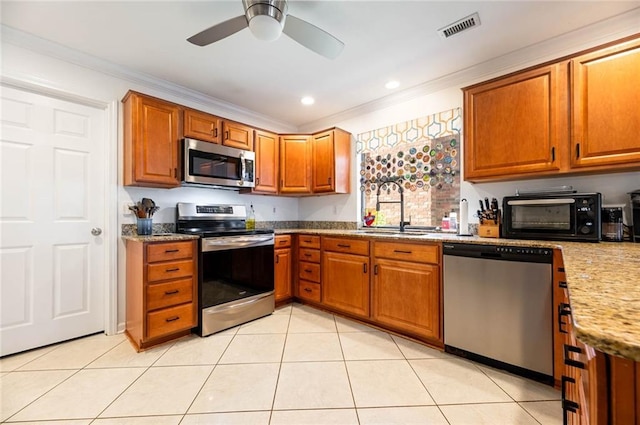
<box><xmin>122</xmin><ymin>203</ymin><xmax>134</xmax><ymax>215</ymax></box>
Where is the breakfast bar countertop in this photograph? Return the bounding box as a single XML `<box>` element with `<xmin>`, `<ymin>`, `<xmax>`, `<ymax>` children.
<box><xmin>276</xmin><ymin>228</ymin><xmax>640</xmax><ymax>361</ymax></box>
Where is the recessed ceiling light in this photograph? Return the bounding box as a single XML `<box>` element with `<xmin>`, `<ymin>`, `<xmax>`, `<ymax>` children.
<box><xmin>301</xmin><ymin>96</ymin><xmax>315</xmax><ymax>106</ymax></box>
<box><xmin>385</xmin><ymin>80</ymin><xmax>400</xmax><ymax>89</ymax></box>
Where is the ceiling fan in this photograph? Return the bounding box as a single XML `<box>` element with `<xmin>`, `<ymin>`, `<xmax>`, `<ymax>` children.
<box><xmin>187</xmin><ymin>0</ymin><xmax>344</xmax><ymax>59</ymax></box>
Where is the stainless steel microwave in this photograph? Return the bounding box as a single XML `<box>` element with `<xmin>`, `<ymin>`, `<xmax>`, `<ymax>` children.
<box><xmin>502</xmin><ymin>193</ymin><xmax>601</xmax><ymax>242</ymax></box>
<box><xmin>182</xmin><ymin>138</ymin><xmax>255</xmax><ymax>189</ymax></box>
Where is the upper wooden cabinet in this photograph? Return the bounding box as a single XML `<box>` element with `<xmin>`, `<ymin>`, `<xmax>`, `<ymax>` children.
<box><xmin>280</xmin><ymin>135</ymin><xmax>312</xmax><ymax>194</ymax></box>
<box><xmin>253</xmin><ymin>129</ymin><xmax>279</xmax><ymax>194</ymax></box>
<box><xmin>463</xmin><ymin>35</ymin><xmax>640</xmax><ymax>182</ymax></box>
<box><xmin>570</xmin><ymin>37</ymin><xmax>640</xmax><ymax>170</ymax></box>
<box><xmin>463</xmin><ymin>63</ymin><xmax>566</xmax><ymax>181</ymax></box>
<box><xmin>183</xmin><ymin>108</ymin><xmax>221</xmax><ymax>144</ymax></box>
<box><xmin>312</xmin><ymin>128</ymin><xmax>351</xmax><ymax>194</ymax></box>
<box><xmin>122</xmin><ymin>91</ymin><xmax>182</xmax><ymax>188</ymax></box>
<box><xmin>222</xmin><ymin>120</ymin><xmax>253</xmax><ymax>151</ymax></box>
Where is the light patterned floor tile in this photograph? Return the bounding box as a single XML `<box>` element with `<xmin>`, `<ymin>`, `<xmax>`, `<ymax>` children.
<box><xmin>181</xmin><ymin>411</ymin><xmax>271</xmax><ymax>424</ymax></box>
<box><xmin>0</xmin><ymin>345</ymin><xmax>58</xmax><ymax>372</ymax></box>
<box><xmin>87</xmin><ymin>340</ymin><xmax>170</xmax><ymax>368</ymax></box>
<box><xmin>335</xmin><ymin>316</ymin><xmax>378</xmax><ymax>332</ymax></box>
<box><xmin>100</xmin><ymin>366</ymin><xmax>212</xmax><ymax>417</ymax></box>
<box><xmin>188</xmin><ymin>363</ymin><xmax>280</xmax><ymax>413</ymax></box>
<box><xmin>92</xmin><ymin>416</ymin><xmax>182</xmax><ymax>424</ymax></box>
<box><xmin>282</xmin><ymin>332</ymin><xmax>343</xmax><ymax>362</ymax></box>
<box><xmin>520</xmin><ymin>401</ymin><xmax>563</xmax><ymax>425</ymax></box>
<box><xmin>5</xmin><ymin>420</ymin><xmax>91</xmax><ymax>424</ymax></box>
<box><xmin>219</xmin><ymin>333</ymin><xmax>286</xmax><ymax>364</ymax></box>
<box><xmin>236</xmin><ymin>314</ymin><xmax>290</xmax><ymax>334</ymax></box>
<box><xmin>346</xmin><ymin>360</ymin><xmax>435</xmax><ymax>408</ymax></box>
<box><xmin>480</xmin><ymin>365</ymin><xmax>561</xmax><ymax>401</ymax></box>
<box><xmin>339</xmin><ymin>331</ymin><xmax>404</xmax><ymax>360</ymax></box>
<box><xmin>9</xmin><ymin>368</ymin><xmax>145</xmax><ymax>421</ymax></box>
<box><xmin>270</xmin><ymin>408</ymin><xmax>359</xmax><ymax>425</ymax></box>
<box><xmin>440</xmin><ymin>402</ymin><xmax>539</xmax><ymax>424</ymax></box>
<box><xmin>390</xmin><ymin>335</ymin><xmax>452</xmax><ymax>359</ymax></box>
<box><xmin>273</xmin><ymin>362</ymin><xmax>354</xmax><ymax>410</ymax></box>
<box><xmin>0</xmin><ymin>370</ymin><xmax>76</xmax><ymax>421</ymax></box>
<box><xmin>357</xmin><ymin>406</ymin><xmax>449</xmax><ymax>424</ymax></box>
<box><xmin>273</xmin><ymin>304</ymin><xmax>293</xmax><ymax>315</ymax></box>
<box><xmin>410</xmin><ymin>358</ymin><xmax>512</xmax><ymax>404</ymax></box>
<box><xmin>288</xmin><ymin>312</ymin><xmax>337</xmax><ymax>333</ymax></box>
<box><xmin>291</xmin><ymin>303</ymin><xmax>332</xmax><ymax>316</ymax></box>
<box><xmin>154</xmin><ymin>333</ymin><xmax>233</xmax><ymax>366</ymax></box>
<box><xmin>16</xmin><ymin>334</ymin><xmax>124</xmax><ymax>371</ymax></box>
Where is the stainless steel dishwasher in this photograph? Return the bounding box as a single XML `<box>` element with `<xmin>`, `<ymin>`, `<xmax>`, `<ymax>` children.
<box><xmin>443</xmin><ymin>243</ymin><xmax>553</xmax><ymax>384</ymax></box>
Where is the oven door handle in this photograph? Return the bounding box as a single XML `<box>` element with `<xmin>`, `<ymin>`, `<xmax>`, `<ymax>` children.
<box><xmin>202</xmin><ymin>235</ymin><xmax>274</xmax><ymax>250</ymax></box>
<box><xmin>204</xmin><ymin>291</ymin><xmax>274</xmax><ymax>314</ymax></box>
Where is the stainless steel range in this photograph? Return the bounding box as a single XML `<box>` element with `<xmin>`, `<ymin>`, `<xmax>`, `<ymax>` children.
<box><xmin>176</xmin><ymin>203</ymin><xmax>275</xmax><ymax>336</ymax></box>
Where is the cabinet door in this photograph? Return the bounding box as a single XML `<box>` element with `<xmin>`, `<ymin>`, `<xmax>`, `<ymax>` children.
<box><xmin>372</xmin><ymin>258</ymin><xmax>440</xmax><ymax>341</ymax></box>
<box><xmin>123</xmin><ymin>92</ymin><xmax>181</xmax><ymax>187</ymax></box>
<box><xmin>274</xmin><ymin>247</ymin><xmax>292</xmax><ymax>302</ymax></box>
<box><xmin>322</xmin><ymin>251</ymin><xmax>370</xmax><ymax>318</ymax></box>
<box><xmin>254</xmin><ymin>129</ymin><xmax>279</xmax><ymax>194</ymax></box>
<box><xmin>184</xmin><ymin>109</ymin><xmax>221</xmax><ymax>143</ymax></box>
<box><xmin>222</xmin><ymin>120</ymin><xmax>254</xmax><ymax>150</ymax></box>
<box><xmin>571</xmin><ymin>38</ymin><xmax>640</xmax><ymax>170</ymax></box>
<box><xmin>312</xmin><ymin>130</ymin><xmax>335</xmax><ymax>193</ymax></box>
<box><xmin>463</xmin><ymin>63</ymin><xmax>566</xmax><ymax>181</ymax></box>
<box><xmin>280</xmin><ymin>135</ymin><xmax>312</xmax><ymax>194</ymax></box>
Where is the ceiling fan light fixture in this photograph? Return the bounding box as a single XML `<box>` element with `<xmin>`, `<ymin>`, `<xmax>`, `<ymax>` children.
<box><xmin>248</xmin><ymin>15</ymin><xmax>283</xmax><ymax>41</ymax></box>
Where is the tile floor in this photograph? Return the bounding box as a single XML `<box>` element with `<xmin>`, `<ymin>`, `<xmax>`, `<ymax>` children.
<box><xmin>0</xmin><ymin>303</ymin><xmax>561</xmax><ymax>424</ymax></box>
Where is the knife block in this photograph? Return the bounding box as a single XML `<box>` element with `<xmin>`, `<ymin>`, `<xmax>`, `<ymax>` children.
<box><xmin>478</xmin><ymin>211</ymin><xmax>501</xmax><ymax>238</ymax></box>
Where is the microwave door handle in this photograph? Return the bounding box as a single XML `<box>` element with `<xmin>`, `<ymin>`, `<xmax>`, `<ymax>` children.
<box><xmin>507</xmin><ymin>199</ymin><xmax>576</xmax><ymax>206</ymax></box>
<box><xmin>240</xmin><ymin>153</ymin><xmax>246</xmax><ymax>181</ymax></box>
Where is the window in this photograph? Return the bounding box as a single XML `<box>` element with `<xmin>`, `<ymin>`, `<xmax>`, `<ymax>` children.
<box><xmin>356</xmin><ymin>108</ymin><xmax>461</xmax><ymax>228</ymax></box>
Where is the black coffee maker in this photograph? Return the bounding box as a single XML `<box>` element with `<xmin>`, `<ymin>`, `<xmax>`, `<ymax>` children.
<box><xmin>631</xmin><ymin>190</ymin><xmax>640</xmax><ymax>242</ymax></box>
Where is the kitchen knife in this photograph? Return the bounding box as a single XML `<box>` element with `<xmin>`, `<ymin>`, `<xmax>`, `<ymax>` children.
<box><xmin>479</xmin><ymin>200</ymin><xmax>485</xmax><ymax>212</ymax></box>
<box><xmin>484</xmin><ymin>197</ymin><xmax>490</xmax><ymax>211</ymax></box>
<box><xmin>490</xmin><ymin>198</ymin><xmax>499</xmax><ymax>211</ymax></box>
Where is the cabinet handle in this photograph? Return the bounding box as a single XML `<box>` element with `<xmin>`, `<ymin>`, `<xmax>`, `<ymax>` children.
<box><xmin>275</xmin><ymin>254</ymin><xmax>279</xmax><ymax>264</ymax></box>
<box><xmin>256</xmin><ymin>177</ymin><xmax>260</xmax><ymax>185</ymax></box>
<box><xmin>558</xmin><ymin>302</ymin><xmax>571</xmax><ymax>334</ymax></box>
<box><xmin>281</xmin><ymin>179</ymin><xmax>284</xmax><ymax>187</ymax></box>
<box><xmin>213</xmin><ymin>127</ymin><xmax>218</xmax><ymax>138</ymax></box>
<box><xmin>165</xmin><ymin>316</ymin><xmax>180</xmax><ymax>322</ymax></box>
<box><xmin>166</xmin><ymin>268</ymin><xmax>180</xmax><ymax>272</ymax></box>
<box><xmin>394</xmin><ymin>249</ymin><xmax>412</xmax><ymax>254</ymax></box>
<box><xmin>551</xmin><ymin>147</ymin><xmax>555</xmax><ymax>162</ymax></box>
<box><xmin>165</xmin><ymin>249</ymin><xmax>179</xmax><ymax>253</ymax></box>
<box><xmin>225</xmin><ymin>130</ymin><xmax>229</xmax><ymax>140</ymax></box>
<box><xmin>164</xmin><ymin>290</ymin><xmax>179</xmax><ymax>295</ymax></box>
<box><xmin>304</xmin><ymin>268</ymin><xmax>312</xmax><ymax>273</ymax></box>
<box><xmin>564</xmin><ymin>344</ymin><xmax>585</xmax><ymax>369</ymax></box>
<box><xmin>363</xmin><ymin>263</ymin><xmax>367</xmax><ymax>273</ymax></box>
<box><xmin>561</xmin><ymin>375</ymin><xmax>579</xmax><ymax>425</ymax></box>
<box><xmin>558</xmin><ymin>266</ymin><xmax>565</xmax><ymax>273</ymax></box>
<box><xmin>374</xmin><ymin>264</ymin><xmax>378</xmax><ymax>275</ymax></box>
<box><xmin>576</xmin><ymin>143</ymin><xmax>581</xmax><ymax>159</ymax></box>
<box><xmin>278</xmin><ymin>240</ymin><xmax>287</xmax><ymax>245</ymax></box>
<box><xmin>337</xmin><ymin>243</ymin><xmax>351</xmax><ymax>248</ymax></box>
<box><xmin>303</xmin><ymin>239</ymin><xmax>312</xmax><ymax>243</ymax></box>
<box><xmin>304</xmin><ymin>287</ymin><xmax>312</xmax><ymax>293</ymax></box>
<box><xmin>328</xmin><ymin>176</ymin><xmax>332</xmax><ymax>185</ymax></box>
<box><xmin>304</xmin><ymin>253</ymin><xmax>312</xmax><ymax>257</ymax></box>
<box><xmin>558</xmin><ymin>280</ymin><xmax>567</xmax><ymax>289</ymax></box>
<box><xmin>174</xmin><ymin>168</ymin><xmax>177</xmax><ymax>178</ymax></box>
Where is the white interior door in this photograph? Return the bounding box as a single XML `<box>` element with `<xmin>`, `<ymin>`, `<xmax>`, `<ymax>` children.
<box><xmin>1</xmin><ymin>85</ymin><xmax>106</xmax><ymax>356</ymax></box>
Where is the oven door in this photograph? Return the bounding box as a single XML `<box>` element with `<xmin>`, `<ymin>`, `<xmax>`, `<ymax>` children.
<box><xmin>183</xmin><ymin>138</ymin><xmax>255</xmax><ymax>188</ymax></box>
<box><xmin>198</xmin><ymin>235</ymin><xmax>274</xmax><ymax>335</ymax></box>
<box><xmin>503</xmin><ymin>198</ymin><xmax>577</xmax><ymax>239</ymax></box>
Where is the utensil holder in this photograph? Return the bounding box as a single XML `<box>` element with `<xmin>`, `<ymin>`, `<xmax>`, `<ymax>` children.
<box><xmin>136</xmin><ymin>218</ymin><xmax>152</xmax><ymax>235</ymax></box>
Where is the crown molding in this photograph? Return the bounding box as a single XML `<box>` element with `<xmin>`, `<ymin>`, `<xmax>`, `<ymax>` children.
<box><xmin>0</xmin><ymin>24</ymin><xmax>295</xmax><ymax>132</ymax></box>
<box><xmin>298</xmin><ymin>7</ymin><xmax>640</xmax><ymax>132</ymax></box>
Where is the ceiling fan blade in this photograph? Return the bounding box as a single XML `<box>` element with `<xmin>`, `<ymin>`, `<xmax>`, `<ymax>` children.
<box><xmin>282</xmin><ymin>15</ymin><xmax>344</xmax><ymax>59</ymax></box>
<box><xmin>187</xmin><ymin>15</ymin><xmax>248</xmax><ymax>46</ymax></box>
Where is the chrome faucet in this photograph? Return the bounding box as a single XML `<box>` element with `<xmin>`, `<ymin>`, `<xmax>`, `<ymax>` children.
<box><xmin>375</xmin><ymin>179</ymin><xmax>407</xmax><ymax>232</ymax></box>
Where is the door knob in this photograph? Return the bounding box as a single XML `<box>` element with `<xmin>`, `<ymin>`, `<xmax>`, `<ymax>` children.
<box><xmin>91</xmin><ymin>227</ymin><xmax>102</xmax><ymax>236</ymax></box>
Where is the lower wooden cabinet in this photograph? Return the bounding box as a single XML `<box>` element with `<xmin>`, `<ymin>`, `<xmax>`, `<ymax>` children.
<box><xmin>322</xmin><ymin>237</ymin><xmax>370</xmax><ymax>318</ymax></box>
<box><xmin>125</xmin><ymin>238</ymin><xmax>198</xmax><ymax>350</ymax></box>
<box><xmin>296</xmin><ymin>235</ymin><xmax>321</xmax><ymax>303</ymax></box>
<box><xmin>274</xmin><ymin>235</ymin><xmax>292</xmax><ymax>303</ymax></box>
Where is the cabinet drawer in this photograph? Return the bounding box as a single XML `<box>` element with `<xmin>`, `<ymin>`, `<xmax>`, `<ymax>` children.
<box><xmin>299</xmin><ymin>248</ymin><xmax>321</xmax><ymax>263</ymax></box>
<box><xmin>322</xmin><ymin>237</ymin><xmax>369</xmax><ymax>256</ymax></box>
<box><xmin>299</xmin><ymin>261</ymin><xmax>321</xmax><ymax>282</ymax></box>
<box><xmin>146</xmin><ymin>278</ymin><xmax>193</xmax><ymax>311</ymax></box>
<box><xmin>373</xmin><ymin>241</ymin><xmax>440</xmax><ymax>264</ymax></box>
<box><xmin>298</xmin><ymin>280</ymin><xmax>321</xmax><ymax>303</ymax></box>
<box><xmin>298</xmin><ymin>235</ymin><xmax>320</xmax><ymax>249</ymax></box>
<box><xmin>147</xmin><ymin>241</ymin><xmax>193</xmax><ymax>263</ymax></box>
<box><xmin>147</xmin><ymin>303</ymin><xmax>194</xmax><ymax>339</ymax></box>
<box><xmin>275</xmin><ymin>235</ymin><xmax>292</xmax><ymax>249</ymax></box>
<box><xmin>147</xmin><ymin>259</ymin><xmax>194</xmax><ymax>282</ymax></box>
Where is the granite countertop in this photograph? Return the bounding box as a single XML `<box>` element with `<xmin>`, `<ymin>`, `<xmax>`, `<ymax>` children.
<box><xmin>276</xmin><ymin>228</ymin><xmax>640</xmax><ymax>361</ymax></box>
<box><xmin>122</xmin><ymin>233</ymin><xmax>200</xmax><ymax>242</ymax></box>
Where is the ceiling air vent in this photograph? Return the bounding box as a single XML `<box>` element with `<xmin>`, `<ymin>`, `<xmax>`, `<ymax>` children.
<box><xmin>437</xmin><ymin>12</ymin><xmax>481</xmax><ymax>39</ymax></box>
